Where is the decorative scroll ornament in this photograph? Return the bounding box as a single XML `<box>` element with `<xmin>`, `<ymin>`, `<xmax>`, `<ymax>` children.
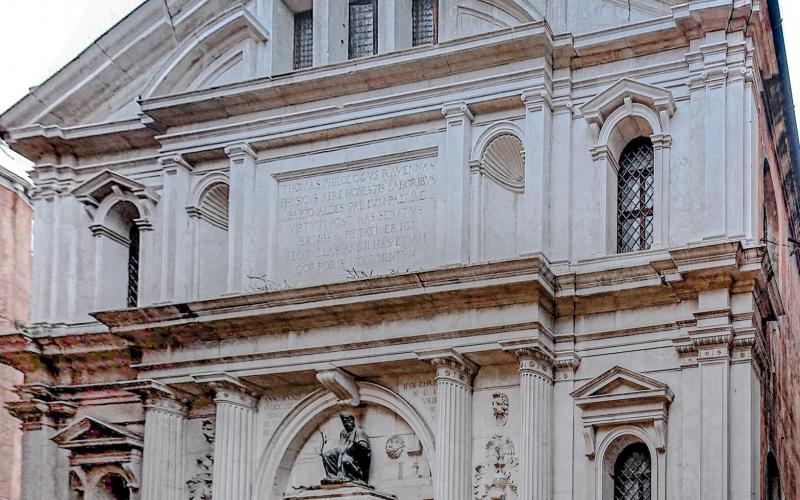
<box><xmin>316</xmin><ymin>368</ymin><xmax>361</xmax><ymax>407</ymax></box>
<box><xmin>474</xmin><ymin>434</ymin><xmax>519</xmax><ymax>500</ymax></box>
<box><xmin>480</xmin><ymin>134</ymin><xmax>525</xmax><ymax>193</ymax></box>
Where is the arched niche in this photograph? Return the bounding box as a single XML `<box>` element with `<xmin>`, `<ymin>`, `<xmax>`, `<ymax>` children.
<box><xmin>142</xmin><ymin>6</ymin><xmax>269</xmax><ymax>98</ymax></box>
<box><xmin>186</xmin><ymin>172</ymin><xmax>230</xmax><ymax>300</ymax></box>
<box><xmin>254</xmin><ymin>382</ymin><xmax>435</xmax><ymax>499</ymax></box>
<box><xmin>581</xmin><ymin>78</ymin><xmax>675</xmax><ymax>255</ymax></box>
<box><xmin>469</xmin><ymin>121</ymin><xmax>526</xmax><ymax>261</ymax></box>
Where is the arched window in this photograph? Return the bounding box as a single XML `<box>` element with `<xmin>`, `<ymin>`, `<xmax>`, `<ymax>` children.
<box><xmin>93</xmin><ymin>200</ymin><xmax>143</xmax><ymax>310</ymax></box>
<box><xmin>127</xmin><ymin>225</ymin><xmax>140</xmax><ymax>308</ymax></box>
<box><xmin>613</xmin><ymin>442</ymin><xmax>652</xmax><ymax>500</ymax></box>
<box><xmin>98</xmin><ymin>473</ymin><xmax>130</xmax><ymax>500</ymax></box>
<box><xmin>766</xmin><ymin>451</ymin><xmax>782</xmax><ymax>500</ymax></box>
<box><xmin>617</xmin><ymin>137</ymin><xmax>654</xmax><ymax>253</ymax></box>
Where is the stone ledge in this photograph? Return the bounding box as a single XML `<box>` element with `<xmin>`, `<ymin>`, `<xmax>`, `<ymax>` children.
<box><xmin>284</xmin><ymin>484</ymin><xmax>396</xmax><ymax>500</ymax></box>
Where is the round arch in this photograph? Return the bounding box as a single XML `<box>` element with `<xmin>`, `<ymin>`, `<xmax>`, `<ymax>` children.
<box><xmin>253</xmin><ymin>382</ymin><xmax>436</xmax><ymax>498</ymax></box>
<box><xmin>595</xmin><ymin>425</ymin><xmax>661</xmax><ymax>500</ymax></box>
<box><xmin>471</xmin><ymin>120</ymin><xmax>525</xmax><ymax>162</ymax></box>
<box><xmin>187</xmin><ymin>172</ymin><xmax>230</xmax><ymax>212</ymax></box>
<box><xmin>93</xmin><ymin>192</ymin><xmax>149</xmax><ymax>229</ymax></box>
<box><xmin>598</xmin><ymin>102</ymin><xmax>663</xmax><ymax>162</ymax></box>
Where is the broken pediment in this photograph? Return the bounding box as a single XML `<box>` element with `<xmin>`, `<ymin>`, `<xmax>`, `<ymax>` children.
<box><xmin>53</xmin><ymin>416</ymin><xmax>143</xmax><ymax>450</ymax></box>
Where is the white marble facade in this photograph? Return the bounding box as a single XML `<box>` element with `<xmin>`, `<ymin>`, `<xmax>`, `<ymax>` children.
<box><xmin>0</xmin><ymin>1</ymin><xmax>789</xmax><ymax>499</ymax></box>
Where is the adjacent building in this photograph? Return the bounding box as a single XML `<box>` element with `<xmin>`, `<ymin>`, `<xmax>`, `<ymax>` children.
<box><xmin>0</xmin><ymin>162</ymin><xmax>32</xmax><ymax>500</ymax></box>
<box><xmin>0</xmin><ymin>0</ymin><xmax>798</xmax><ymax>499</ymax></box>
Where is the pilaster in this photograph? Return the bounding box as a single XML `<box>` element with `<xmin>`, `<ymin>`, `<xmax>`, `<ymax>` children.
<box><xmin>417</xmin><ymin>349</ymin><xmax>477</xmax><ymax>500</ymax></box>
<box><xmin>225</xmin><ymin>143</ymin><xmax>258</xmax><ymax>294</ymax></box>
<box><xmin>552</xmin><ymin>352</ymin><xmax>580</xmax><ymax>500</ymax></box>
<box><xmin>7</xmin><ymin>396</ymin><xmax>76</xmax><ymax>500</ymax></box>
<box><xmin>549</xmin><ymin>75</ymin><xmax>573</xmax><ymax>262</ymax></box>
<box><xmin>440</xmin><ymin>103</ymin><xmax>474</xmax><ymax>265</ymax></box>
<box><xmin>675</xmin><ymin>288</ymin><xmax>733</xmax><ymax>500</ymax></box>
<box><xmin>158</xmin><ymin>155</ymin><xmax>194</xmax><ymax>303</ymax></box>
<box><xmin>138</xmin><ymin>392</ymin><xmax>187</xmax><ymax>500</ymax></box>
<box><xmin>520</xmin><ymin>86</ymin><xmax>553</xmax><ymax>256</ymax></box>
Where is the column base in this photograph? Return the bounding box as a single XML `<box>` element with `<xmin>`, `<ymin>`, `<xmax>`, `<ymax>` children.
<box><xmin>284</xmin><ymin>483</ymin><xmax>396</xmax><ymax>500</ymax></box>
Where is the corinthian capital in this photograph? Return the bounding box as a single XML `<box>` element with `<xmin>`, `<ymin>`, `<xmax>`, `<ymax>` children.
<box><xmin>416</xmin><ymin>348</ymin><xmax>478</xmax><ymax>385</ymax></box>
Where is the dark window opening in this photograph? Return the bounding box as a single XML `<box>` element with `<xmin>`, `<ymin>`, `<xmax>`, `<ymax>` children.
<box><xmin>294</xmin><ymin>10</ymin><xmax>313</xmax><ymax>70</ymax></box>
<box><xmin>349</xmin><ymin>0</ymin><xmax>377</xmax><ymax>59</ymax></box>
<box><xmin>100</xmin><ymin>474</ymin><xmax>130</xmax><ymax>500</ymax></box>
<box><xmin>613</xmin><ymin>442</ymin><xmax>652</xmax><ymax>500</ymax></box>
<box><xmin>766</xmin><ymin>452</ymin><xmax>782</xmax><ymax>500</ymax></box>
<box><xmin>617</xmin><ymin>137</ymin><xmax>654</xmax><ymax>253</ymax></box>
<box><xmin>412</xmin><ymin>0</ymin><xmax>437</xmax><ymax>46</ymax></box>
<box><xmin>127</xmin><ymin>225</ymin><xmax>140</xmax><ymax>308</ymax></box>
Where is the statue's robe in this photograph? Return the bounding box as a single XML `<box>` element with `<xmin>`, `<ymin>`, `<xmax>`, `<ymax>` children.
<box><xmin>322</xmin><ymin>425</ymin><xmax>371</xmax><ymax>483</ymax></box>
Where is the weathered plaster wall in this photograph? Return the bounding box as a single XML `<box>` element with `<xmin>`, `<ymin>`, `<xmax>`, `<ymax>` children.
<box><xmin>0</xmin><ymin>177</ymin><xmax>31</xmax><ymax>500</ymax></box>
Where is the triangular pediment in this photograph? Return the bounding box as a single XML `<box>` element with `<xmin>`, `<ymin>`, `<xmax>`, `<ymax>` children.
<box><xmin>71</xmin><ymin>170</ymin><xmax>158</xmax><ymax>207</ymax></box>
<box><xmin>53</xmin><ymin>416</ymin><xmax>143</xmax><ymax>449</ymax></box>
<box><xmin>571</xmin><ymin>365</ymin><xmax>671</xmax><ymax>401</ymax></box>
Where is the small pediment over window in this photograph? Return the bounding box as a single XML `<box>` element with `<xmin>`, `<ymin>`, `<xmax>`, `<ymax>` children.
<box><xmin>571</xmin><ymin>365</ymin><xmax>673</xmax><ymax>406</ymax></box>
<box><xmin>71</xmin><ymin>170</ymin><xmax>158</xmax><ymax>208</ymax></box>
<box><xmin>53</xmin><ymin>416</ymin><xmax>143</xmax><ymax>450</ymax></box>
<box><xmin>572</xmin><ymin>366</ymin><xmax>673</xmax><ymax>456</ymax></box>
<box><xmin>581</xmin><ymin>78</ymin><xmax>675</xmax><ymax>131</ymax></box>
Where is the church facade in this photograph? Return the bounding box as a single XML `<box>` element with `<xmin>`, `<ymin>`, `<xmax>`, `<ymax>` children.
<box><xmin>0</xmin><ymin>0</ymin><xmax>799</xmax><ymax>499</ymax></box>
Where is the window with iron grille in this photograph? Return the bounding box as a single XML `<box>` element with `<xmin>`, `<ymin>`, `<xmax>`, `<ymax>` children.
<box><xmin>294</xmin><ymin>10</ymin><xmax>313</xmax><ymax>70</ymax></box>
<box><xmin>613</xmin><ymin>443</ymin><xmax>652</xmax><ymax>500</ymax></box>
<box><xmin>617</xmin><ymin>137</ymin><xmax>654</xmax><ymax>253</ymax></box>
<box><xmin>412</xmin><ymin>0</ymin><xmax>437</xmax><ymax>46</ymax></box>
<box><xmin>127</xmin><ymin>225</ymin><xmax>140</xmax><ymax>308</ymax></box>
<box><xmin>349</xmin><ymin>0</ymin><xmax>377</xmax><ymax>59</ymax></box>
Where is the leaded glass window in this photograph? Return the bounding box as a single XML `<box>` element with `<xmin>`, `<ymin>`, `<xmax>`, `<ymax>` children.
<box><xmin>349</xmin><ymin>0</ymin><xmax>377</xmax><ymax>59</ymax></box>
<box><xmin>613</xmin><ymin>443</ymin><xmax>651</xmax><ymax>500</ymax></box>
<box><xmin>294</xmin><ymin>10</ymin><xmax>313</xmax><ymax>70</ymax></box>
<box><xmin>127</xmin><ymin>225</ymin><xmax>140</xmax><ymax>308</ymax></box>
<box><xmin>617</xmin><ymin>137</ymin><xmax>654</xmax><ymax>253</ymax></box>
<box><xmin>412</xmin><ymin>0</ymin><xmax>437</xmax><ymax>46</ymax></box>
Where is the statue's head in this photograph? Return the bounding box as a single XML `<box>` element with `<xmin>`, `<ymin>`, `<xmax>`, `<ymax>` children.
<box><xmin>339</xmin><ymin>411</ymin><xmax>356</xmax><ymax>432</ymax></box>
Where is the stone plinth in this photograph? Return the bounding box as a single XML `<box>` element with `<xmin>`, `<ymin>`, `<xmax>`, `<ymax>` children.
<box><xmin>283</xmin><ymin>484</ymin><xmax>396</xmax><ymax>500</ymax></box>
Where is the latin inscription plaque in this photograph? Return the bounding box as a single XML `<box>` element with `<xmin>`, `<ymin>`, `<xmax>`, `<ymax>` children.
<box><xmin>276</xmin><ymin>157</ymin><xmax>439</xmax><ymax>284</ymax></box>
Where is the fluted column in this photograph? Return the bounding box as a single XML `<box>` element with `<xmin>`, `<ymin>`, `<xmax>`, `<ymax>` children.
<box><xmin>7</xmin><ymin>398</ymin><xmax>76</xmax><ymax>500</ymax></box>
<box><xmin>515</xmin><ymin>348</ymin><xmax>554</xmax><ymax>500</ymax></box>
<box><xmin>419</xmin><ymin>350</ymin><xmax>477</xmax><ymax>500</ymax></box>
<box><xmin>141</xmin><ymin>396</ymin><xmax>186</xmax><ymax>500</ymax></box>
<box><xmin>211</xmin><ymin>384</ymin><xmax>258</xmax><ymax>500</ymax></box>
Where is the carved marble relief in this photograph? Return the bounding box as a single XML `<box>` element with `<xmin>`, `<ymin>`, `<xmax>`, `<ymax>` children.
<box><xmin>474</xmin><ymin>392</ymin><xmax>519</xmax><ymax>500</ymax></box>
<box><xmin>186</xmin><ymin>418</ymin><xmax>215</xmax><ymax>500</ymax></box>
<box><xmin>285</xmin><ymin>404</ymin><xmax>433</xmax><ymax>499</ymax></box>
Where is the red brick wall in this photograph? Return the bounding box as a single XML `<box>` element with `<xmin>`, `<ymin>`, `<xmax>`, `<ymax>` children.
<box><xmin>0</xmin><ymin>181</ymin><xmax>31</xmax><ymax>500</ymax></box>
